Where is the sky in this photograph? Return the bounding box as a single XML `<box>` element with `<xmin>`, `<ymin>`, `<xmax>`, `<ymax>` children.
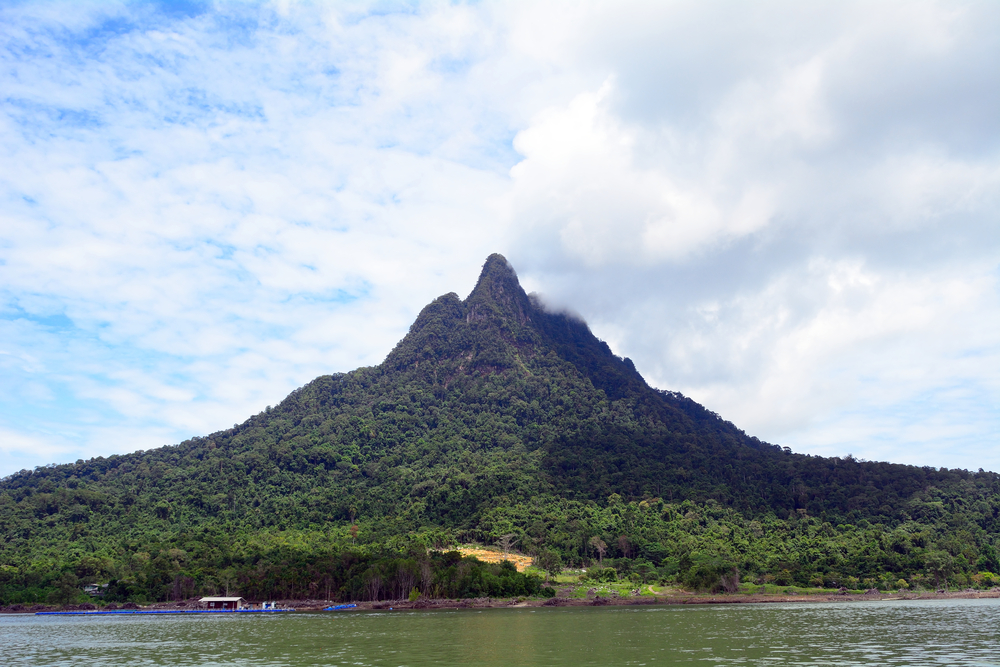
<box><xmin>1</xmin><ymin>0</ymin><xmax>998</xmax><ymax>478</ymax></box>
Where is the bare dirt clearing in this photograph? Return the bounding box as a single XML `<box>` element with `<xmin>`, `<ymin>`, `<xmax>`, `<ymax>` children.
<box><xmin>456</xmin><ymin>546</ymin><xmax>533</xmax><ymax>572</ymax></box>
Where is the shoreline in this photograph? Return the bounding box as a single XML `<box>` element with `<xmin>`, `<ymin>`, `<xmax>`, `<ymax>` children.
<box><xmin>6</xmin><ymin>588</ymin><xmax>999</xmax><ymax>614</ymax></box>
<box><xmin>288</xmin><ymin>588</ymin><xmax>1000</xmax><ymax>610</ymax></box>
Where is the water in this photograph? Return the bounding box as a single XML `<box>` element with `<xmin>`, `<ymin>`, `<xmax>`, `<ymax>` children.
<box><xmin>3</xmin><ymin>598</ymin><xmax>1000</xmax><ymax>666</ymax></box>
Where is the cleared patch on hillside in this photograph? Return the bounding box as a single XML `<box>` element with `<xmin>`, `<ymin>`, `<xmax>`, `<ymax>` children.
<box><xmin>457</xmin><ymin>547</ymin><xmax>533</xmax><ymax>572</ymax></box>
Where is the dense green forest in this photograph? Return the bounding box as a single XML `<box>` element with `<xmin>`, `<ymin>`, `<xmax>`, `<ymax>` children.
<box><xmin>2</xmin><ymin>254</ymin><xmax>999</xmax><ymax>604</ymax></box>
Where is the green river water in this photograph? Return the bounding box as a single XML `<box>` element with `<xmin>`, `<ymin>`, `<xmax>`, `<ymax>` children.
<box><xmin>3</xmin><ymin>598</ymin><xmax>999</xmax><ymax>666</ymax></box>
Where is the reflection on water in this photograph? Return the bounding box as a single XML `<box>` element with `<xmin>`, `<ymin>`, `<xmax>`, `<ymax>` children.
<box><xmin>3</xmin><ymin>598</ymin><xmax>1000</xmax><ymax>666</ymax></box>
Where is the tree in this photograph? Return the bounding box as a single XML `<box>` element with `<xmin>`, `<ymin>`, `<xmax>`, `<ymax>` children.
<box><xmin>632</xmin><ymin>560</ymin><xmax>654</xmax><ymax>585</ymax></box>
<box><xmin>497</xmin><ymin>533</ymin><xmax>518</xmax><ymax>562</ymax></box>
<box><xmin>925</xmin><ymin>550</ymin><xmax>954</xmax><ymax>590</ymax></box>
<box><xmin>219</xmin><ymin>568</ymin><xmax>238</xmax><ymax>597</ymax></box>
<box><xmin>537</xmin><ymin>549</ymin><xmax>563</xmax><ymax>582</ymax></box>
<box><xmin>48</xmin><ymin>572</ymin><xmax>80</xmax><ymax>605</ymax></box>
<box><xmin>976</xmin><ymin>544</ymin><xmax>1000</xmax><ymax>573</ymax></box>
<box><xmin>589</xmin><ymin>536</ymin><xmax>607</xmax><ymax>567</ymax></box>
<box><xmin>617</xmin><ymin>535</ymin><xmax>632</xmax><ymax>558</ymax></box>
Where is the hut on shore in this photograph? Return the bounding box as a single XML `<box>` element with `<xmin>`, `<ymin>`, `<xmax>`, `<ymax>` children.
<box><xmin>199</xmin><ymin>596</ymin><xmax>246</xmax><ymax>610</ymax></box>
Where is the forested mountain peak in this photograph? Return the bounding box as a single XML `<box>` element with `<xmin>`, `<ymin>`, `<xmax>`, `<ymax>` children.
<box><xmin>464</xmin><ymin>253</ymin><xmax>534</xmax><ymax>327</ymax></box>
<box><xmin>383</xmin><ymin>252</ymin><xmax>539</xmax><ymax>372</ymax></box>
<box><xmin>3</xmin><ymin>254</ymin><xmax>1000</xmax><ymax>604</ymax></box>
<box><xmin>384</xmin><ymin>253</ymin><xmax>644</xmax><ymax>402</ymax></box>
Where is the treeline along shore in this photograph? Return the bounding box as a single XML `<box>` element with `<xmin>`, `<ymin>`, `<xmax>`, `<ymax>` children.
<box><xmin>3</xmin><ymin>255</ymin><xmax>1000</xmax><ymax>607</ymax></box>
<box><xmin>3</xmin><ymin>495</ymin><xmax>998</xmax><ymax>606</ymax></box>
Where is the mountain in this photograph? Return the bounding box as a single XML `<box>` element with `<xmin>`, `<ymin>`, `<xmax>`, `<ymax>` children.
<box><xmin>2</xmin><ymin>253</ymin><xmax>999</xmax><ymax>603</ymax></box>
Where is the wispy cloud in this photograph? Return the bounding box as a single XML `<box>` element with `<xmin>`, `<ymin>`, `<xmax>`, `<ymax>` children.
<box><xmin>0</xmin><ymin>1</ymin><xmax>997</xmax><ymax>476</ymax></box>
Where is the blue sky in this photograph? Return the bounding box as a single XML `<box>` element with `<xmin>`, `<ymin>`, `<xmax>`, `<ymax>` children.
<box><xmin>1</xmin><ymin>0</ymin><xmax>998</xmax><ymax>477</ymax></box>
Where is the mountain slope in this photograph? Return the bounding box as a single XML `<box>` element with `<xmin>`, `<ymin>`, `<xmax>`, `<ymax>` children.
<box><xmin>3</xmin><ymin>253</ymin><xmax>997</xmax><ymax>529</ymax></box>
<box><xmin>2</xmin><ymin>253</ymin><xmax>999</xmax><ymax>602</ymax></box>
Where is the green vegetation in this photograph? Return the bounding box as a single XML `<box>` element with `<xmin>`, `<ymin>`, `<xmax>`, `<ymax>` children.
<box><xmin>2</xmin><ymin>254</ymin><xmax>999</xmax><ymax>604</ymax></box>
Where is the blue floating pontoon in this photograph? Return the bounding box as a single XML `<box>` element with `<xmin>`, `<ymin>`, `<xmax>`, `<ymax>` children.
<box><xmin>36</xmin><ymin>608</ymin><xmax>293</xmax><ymax>616</ymax></box>
<box><xmin>323</xmin><ymin>604</ymin><xmax>357</xmax><ymax>611</ymax></box>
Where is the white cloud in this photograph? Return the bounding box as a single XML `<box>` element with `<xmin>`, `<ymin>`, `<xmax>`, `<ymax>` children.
<box><xmin>504</xmin><ymin>1</ymin><xmax>1000</xmax><ymax>470</ymax></box>
<box><xmin>0</xmin><ymin>0</ymin><xmax>998</xmax><ymax>476</ymax></box>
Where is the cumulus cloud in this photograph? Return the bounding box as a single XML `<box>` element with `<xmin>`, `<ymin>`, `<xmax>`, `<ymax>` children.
<box><xmin>0</xmin><ymin>0</ymin><xmax>997</xmax><ymax>476</ymax></box>
<box><xmin>506</xmin><ymin>0</ymin><xmax>1000</xmax><ymax>470</ymax></box>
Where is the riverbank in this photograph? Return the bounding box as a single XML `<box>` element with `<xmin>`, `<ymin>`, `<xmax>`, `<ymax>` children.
<box><xmin>6</xmin><ymin>587</ymin><xmax>999</xmax><ymax>614</ymax></box>
<box><xmin>284</xmin><ymin>587</ymin><xmax>1000</xmax><ymax>610</ymax></box>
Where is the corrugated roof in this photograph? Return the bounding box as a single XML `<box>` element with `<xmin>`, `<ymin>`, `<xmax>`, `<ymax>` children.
<box><xmin>199</xmin><ymin>597</ymin><xmax>245</xmax><ymax>602</ymax></box>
